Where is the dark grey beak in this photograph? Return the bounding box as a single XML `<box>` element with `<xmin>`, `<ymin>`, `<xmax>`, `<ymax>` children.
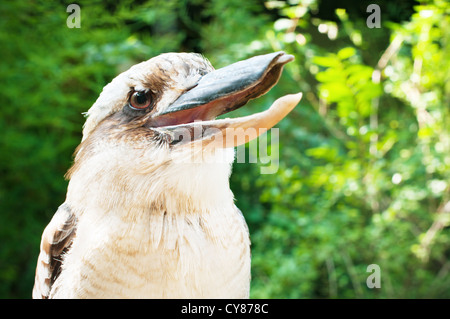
<box><xmin>148</xmin><ymin>51</ymin><xmax>294</xmax><ymax>128</ymax></box>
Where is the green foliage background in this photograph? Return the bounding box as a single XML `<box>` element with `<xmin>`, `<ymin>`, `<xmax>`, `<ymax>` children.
<box><xmin>0</xmin><ymin>0</ymin><xmax>448</xmax><ymax>298</ymax></box>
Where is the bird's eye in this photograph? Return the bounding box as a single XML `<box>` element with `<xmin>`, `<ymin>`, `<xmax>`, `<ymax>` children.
<box><xmin>129</xmin><ymin>91</ymin><xmax>152</xmax><ymax>110</ymax></box>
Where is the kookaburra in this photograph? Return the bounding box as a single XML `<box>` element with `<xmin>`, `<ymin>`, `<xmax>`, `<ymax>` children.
<box><xmin>33</xmin><ymin>51</ymin><xmax>302</xmax><ymax>298</ymax></box>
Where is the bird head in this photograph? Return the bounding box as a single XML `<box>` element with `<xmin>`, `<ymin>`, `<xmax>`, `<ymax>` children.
<box><xmin>67</xmin><ymin>52</ymin><xmax>301</xmax><ymax>209</ymax></box>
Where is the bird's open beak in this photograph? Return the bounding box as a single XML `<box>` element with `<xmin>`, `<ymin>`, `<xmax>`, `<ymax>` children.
<box><xmin>150</xmin><ymin>51</ymin><xmax>302</xmax><ymax>148</ymax></box>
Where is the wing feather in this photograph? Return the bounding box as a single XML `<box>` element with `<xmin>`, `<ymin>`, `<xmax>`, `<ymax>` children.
<box><xmin>32</xmin><ymin>203</ymin><xmax>77</xmax><ymax>299</ymax></box>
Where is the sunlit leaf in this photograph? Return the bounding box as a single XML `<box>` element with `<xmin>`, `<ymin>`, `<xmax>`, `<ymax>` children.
<box><xmin>312</xmin><ymin>55</ymin><xmax>340</xmax><ymax>67</ymax></box>
<box><xmin>337</xmin><ymin>47</ymin><xmax>356</xmax><ymax>60</ymax></box>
